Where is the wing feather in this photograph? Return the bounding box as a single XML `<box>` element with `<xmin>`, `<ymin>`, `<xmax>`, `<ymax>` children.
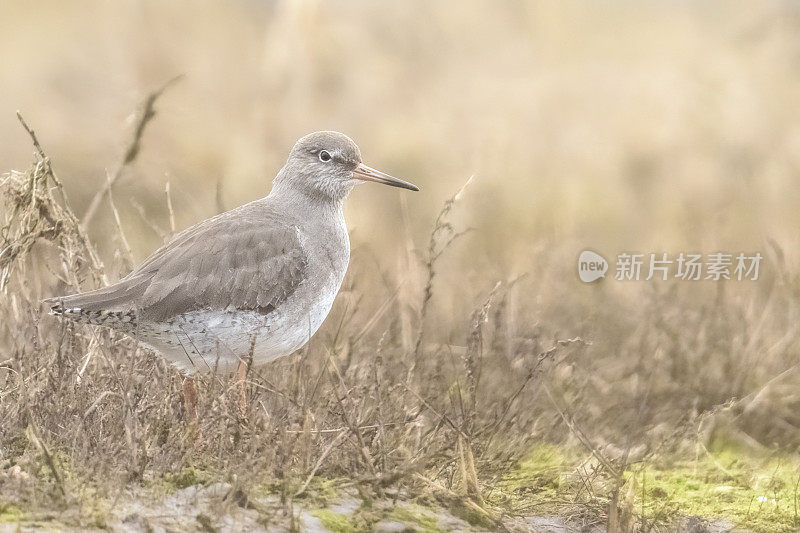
<box><xmin>47</xmin><ymin>201</ymin><xmax>309</xmax><ymax>322</ymax></box>
<box><xmin>138</xmin><ymin>217</ymin><xmax>308</xmax><ymax>321</ymax></box>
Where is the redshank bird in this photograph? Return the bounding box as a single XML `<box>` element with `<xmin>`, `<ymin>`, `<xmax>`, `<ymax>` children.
<box><xmin>46</xmin><ymin>131</ymin><xmax>419</xmax><ymax>417</ymax></box>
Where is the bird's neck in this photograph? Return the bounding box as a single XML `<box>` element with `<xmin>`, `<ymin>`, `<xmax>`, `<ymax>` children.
<box><xmin>267</xmin><ymin>170</ymin><xmax>350</xmax><ymax>275</ymax></box>
<box><xmin>268</xmin><ymin>173</ymin><xmax>345</xmax><ymax>221</ymax></box>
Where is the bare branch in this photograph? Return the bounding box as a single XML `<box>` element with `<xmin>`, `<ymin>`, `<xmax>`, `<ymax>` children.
<box><xmin>82</xmin><ymin>75</ymin><xmax>183</xmax><ymax>227</ymax></box>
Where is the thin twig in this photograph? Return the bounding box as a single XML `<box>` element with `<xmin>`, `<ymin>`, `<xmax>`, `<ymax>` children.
<box><xmin>402</xmin><ymin>382</ymin><xmax>470</xmax><ymax>440</ymax></box>
<box><xmin>409</xmin><ymin>175</ymin><xmax>475</xmax><ymax>381</ymax></box>
<box><xmin>129</xmin><ymin>198</ymin><xmax>168</xmax><ymax>241</ymax></box>
<box><xmin>351</xmin><ymin>281</ymin><xmax>405</xmax><ymax>344</ymax></box>
<box><xmin>105</xmin><ymin>169</ymin><xmax>134</xmax><ymax>267</ymax></box>
<box><xmin>165</xmin><ymin>180</ymin><xmax>176</xmax><ymax>235</ymax></box>
<box><xmin>544</xmin><ymin>383</ymin><xmax>619</xmax><ymax>478</ymax></box>
<box><xmin>15</xmin><ymin>112</ymin><xmax>108</xmax><ymax>282</ymax></box>
<box><xmin>285</xmin><ymin>422</ymin><xmax>402</xmax><ymax>435</ymax></box>
<box><xmin>479</xmin><ymin>337</ymin><xmax>589</xmax><ymax>441</ymax></box>
<box><xmin>26</xmin><ymin>425</ymin><xmax>66</xmax><ymax>497</ymax></box>
<box><xmin>294</xmin><ymin>431</ymin><xmax>349</xmax><ymax>497</ymax></box>
<box><xmin>326</xmin><ymin>352</ymin><xmax>377</xmax><ymax>474</ymax></box>
<box><xmin>82</xmin><ymin>75</ymin><xmax>182</xmax><ymax>227</ymax></box>
<box><xmin>15</xmin><ymin>112</ymin><xmax>47</xmax><ymax>161</ymax></box>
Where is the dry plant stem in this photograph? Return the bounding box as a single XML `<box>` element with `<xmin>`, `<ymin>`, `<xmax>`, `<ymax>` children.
<box><xmin>294</xmin><ymin>430</ymin><xmax>349</xmax><ymax>497</ymax></box>
<box><xmin>351</xmin><ymin>282</ymin><xmax>404</xmax><ymax>344</ymax></box>
<box><xmin>182</xmin><ymin>376</ymin><xmax>198</xmax><ymax>422</ymax></box>
<box><xmin>413</xmin><ymin>473</ymin><xmax>509</xmax><ymax>533</ymax></box>
<box><xmin>237</xmin><ymin>360</ymin><xmax>248</xmax><ymax>415</ymax></box>
<box><xmin>544</xmin><ymin>383</ymin><xmax>619</xmax><ymax>478</ymax></box>
<box><xmin>402</xmin><ymin>383</ymin><xmax>470</xmax><ymax>440</ymax></box>
<box><xmin>165</xmin><ymin>181</ymin><xmax>176</xmax><ymax>235</ymax></box>
<box><xmin>408</xmin><ymin>175</ymin><xmax>474</xmax><ymax>381</ymax></box>
<box><xmin>87</xmin><ymin>329</ymin><xmax>144</xmax><ymax>468</ymax></box>
<box><xmin>236</xmin><ymin>359</ymin><xmax>253</xmax><ymax>418</ymax></box>
<box><xmin>129</xmin><ymin>198</ymin><xmax>168</xmax><ymax>241</ymax></box>
<box><xmin>82</xmin><ymin>75</ymin><xmax>183</xmax><ymax>228</ymax></box>
<box><xmin>480</xmin><ymin>336</ymin><xmax>588</xmax><ymax>441</ymax></box>
<box><xmin>457</xmin><ymin>433</ymin><xmax>484</xmax><ymax>506</ymax></box>
<box><xmin>284</xmin><ymin>423</ymin><xmax>401</xmax><ymax>435</ymax></box>
<box><xmin>14</xmin><ymin>112</ymin><xmax>107</xmax><ymax>284</ymax></box>
<box><xmin>105</xmin><ymin>170</ymin><xmax>134</xmax><ymax>269</ymax></box>
<box><xmin>236</xmin><ymin>337</ymin><xmax>256</xmax><ymax>417</ymax></box>
<box><xmin>373</xmin><ymin>336</ymin><xmax>389</xmax><ymax>472</ymax></box>
<box><xmin>26</xmin><ymin>424</ymin><xmax>66</xmax><ymax>498</ymax></box>
<box><xmin>326</xmin><ymin>351</ymin><xmax>377</xmax><ymax>474</ymax></box>
<box><xmin>215</xmin><ymin>180</ymin><xmax>225</xmax><ymax>214</ymax></box>
<box><xmin>83</xmin><ymin>390</ymin><xmax>122</xmax><ymax>419</ymax></box>
<box><xmin>463</xmin><ymin>280</ymin><xmax>502</xmax><ymax>431</ymax></box>
<box><xmin>76</xmin><ymin>337</ymin><xmax>100</xmax><ymax>382</ymax></box>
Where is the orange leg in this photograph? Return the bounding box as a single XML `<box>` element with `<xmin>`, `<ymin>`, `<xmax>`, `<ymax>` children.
<box><xmin>182</xmin><ymin>376</ymin><xmax>198</xmax><ymax>422</ymax></box>
<box><xmin>237</xmin><ymin>359</ymin><xmax>248</xmax><ymax>416</ymax></box>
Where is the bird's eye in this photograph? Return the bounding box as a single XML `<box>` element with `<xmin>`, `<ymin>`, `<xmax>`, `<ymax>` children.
<box><xmin>318</xmin><ymin>150</ymin><xmax>332</xmax><ymax>163</ymax></box>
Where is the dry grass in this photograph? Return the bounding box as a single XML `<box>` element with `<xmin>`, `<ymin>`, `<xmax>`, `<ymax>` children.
<box><xmin>0</xmin><ymin>123</ymin><xmax>586</xmax><ymax>528</ymax></box>
<box><xmin>2</xmin><ymin>2</ymin><xmax>800</xmax><ymax>531</ymax></box>
<box><xmin>2</xmin><ymin>106</ymin><xmax>799</xmax><ymax>531</ymax></box>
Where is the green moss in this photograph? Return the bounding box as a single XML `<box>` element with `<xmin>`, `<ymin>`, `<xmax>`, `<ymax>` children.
<box><xmin>449</xmin><ymin>502</ymin><xmax>495</xmax><ymax>530</ymax></box>
<box><xmin>78</xmin><ymin>490</ymin><xmax>111</xmax><ymax>529</ymax></box>
<box><xmin>508</xmin><ymin>444</ymin><xmax>565</xmax><ymax>487</ymax></box>
<box><xmin>636</xmin><ymin>450</ymin><xmax>800</xmax><ymax>532</ymax></box>
<box><xmin>312</xmin><ymin>509</ymin><xmax>355</xmax><ymax>533</ymax></box>
<box><xmin>303</xmin><ymin>477</ymin><xmax>344</xmax><ymax>502</ymax></box>
<box><xmin>493</xmin><ymin>443</ymin><xmax>567</xmax><ymax>510</ymax></box>
<box><xmin>0</xmin><ymin>503</ymin><xmax>24</xmax><ymax>523</ymax></box>
<box><xmin>163</xmin><ymin>465</ymin><xmax>211</xmax><ymax>490</ymax></box>
<box><xmin>389</xmin><ymin>504</ymin><xmax>444</xmax><ymax>532</ymax></box>
<box><xmin>284</xmin><ymin>477</ymin><xmax>347</xmax><ymax>506</ymax></box>
<box><xmin>493</xmin><ymin>443</ymin><xmax>800</xmax><ymax>533</ymax></box>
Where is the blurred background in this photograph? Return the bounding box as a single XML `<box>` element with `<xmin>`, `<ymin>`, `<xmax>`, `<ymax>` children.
<box><xmin>4</xmin><ymin>0</ymin><xmax>800</xmax><ymax>270</ymax></box>
<box><xmin>4</xmin><ymin>1</ymin><xmax>800</xmax><ymax>527</ymax></box>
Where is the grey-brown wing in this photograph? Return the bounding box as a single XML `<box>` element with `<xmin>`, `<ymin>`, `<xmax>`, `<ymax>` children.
<box><xmin>135</xmin><ymin>216</ymin><xmax>308</xmax><ymax>322</ymax></box>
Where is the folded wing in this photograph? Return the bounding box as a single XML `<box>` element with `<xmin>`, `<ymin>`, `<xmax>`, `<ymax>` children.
<box><xmin>47</xmin><ymin>203</ymin><xmax>309</xmax><ymax>323</ymax></box>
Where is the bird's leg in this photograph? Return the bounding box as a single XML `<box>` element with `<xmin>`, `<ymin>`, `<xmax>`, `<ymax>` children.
<box><xmin>237</xmin><ymin>337</ymin><xmax>256</xmax><ymax>418</ymax></box>
<box><xmin>182</xmin><ymin>375</ymin><xmax>198</xmax><ymax>422</ymax></box>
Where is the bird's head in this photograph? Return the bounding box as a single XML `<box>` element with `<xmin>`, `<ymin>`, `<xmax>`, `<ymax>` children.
<box><xmin>276</xmin><ymin>131</ymin><xmax>419</xmax><ymax>202</ymax></box>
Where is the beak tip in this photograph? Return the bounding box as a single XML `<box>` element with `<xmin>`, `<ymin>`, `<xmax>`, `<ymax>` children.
<box><xmin>354</xmin><ymin>163</ymin><xmax>421</xmax><ymax>192</ymax></box>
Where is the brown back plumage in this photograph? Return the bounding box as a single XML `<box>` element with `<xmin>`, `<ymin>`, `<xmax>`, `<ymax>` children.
<box><xmin>47</xmin><ymin>199</ymin><xmax>309</xmax><ymax>322</ymax></box>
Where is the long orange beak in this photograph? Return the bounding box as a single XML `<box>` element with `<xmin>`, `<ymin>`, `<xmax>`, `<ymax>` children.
<box><xmin>353</xmin><ymin>163</ymin><xmax>419</xmax><ymax>191</ymax></box>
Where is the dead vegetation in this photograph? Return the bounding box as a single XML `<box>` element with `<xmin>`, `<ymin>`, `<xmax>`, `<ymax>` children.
<box><xmin>2</xmin><ymin>99</ymin><xmax>800</xmax><ymax>532</ymax></box>
<box><xmin>3</xmin><ymin>3</ymin><xmax>800</xmax><ymax>531</ymax></box>
<box><xmin>0</xmin><ymin>109</ymin><xmax>587</xmax><ymax>530</ymax></box>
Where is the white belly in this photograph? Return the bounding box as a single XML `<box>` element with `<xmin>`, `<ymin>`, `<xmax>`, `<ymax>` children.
<box><xmin>134</xmin><ymin>276</ymin><xmax>340</xmax><ymax>374</ymax></box>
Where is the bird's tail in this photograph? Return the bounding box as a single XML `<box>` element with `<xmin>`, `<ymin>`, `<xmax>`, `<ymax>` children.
<box><xmin>44</xmin><ymin>276</ymin><xmax>148</xmax><ymax>326</ymax></box>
